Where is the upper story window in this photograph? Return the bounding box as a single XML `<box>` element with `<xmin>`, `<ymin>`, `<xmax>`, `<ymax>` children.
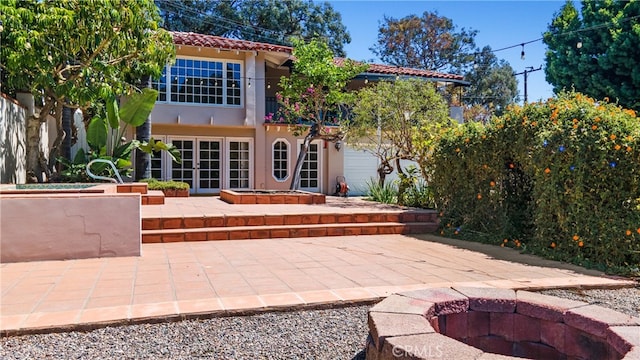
<box><xmin>151</xmin><ymin>58</ymin><xmax>242</xmax><ymax>107</ymax></box>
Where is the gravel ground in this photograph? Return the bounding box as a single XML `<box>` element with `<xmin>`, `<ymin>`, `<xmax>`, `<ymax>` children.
<box><xmin>539</xmin><ymin>286</ymin><xmax>640</xmax><ymax>317</ymax></box>
<box><xmin>2</xmin><ymin>287</ymin><xmax>638</xmax><ymax>360</ymax></box>
<box><xmin>1</xmin><ymin>306</ymin><xmax>370</xmax><ymax>360</ymax></box>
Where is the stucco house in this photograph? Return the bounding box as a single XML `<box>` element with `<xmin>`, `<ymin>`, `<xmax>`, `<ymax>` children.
<box><xmin>147</xmin><ymin>31</ymin><xmax>468</xmax><ymax>195</ymax></box>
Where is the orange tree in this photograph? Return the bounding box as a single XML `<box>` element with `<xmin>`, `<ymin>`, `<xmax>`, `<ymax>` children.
<box><xmin>429</xmin><ymin>92</ymin><xmax>640</xmax><ymax>274</ymax></box>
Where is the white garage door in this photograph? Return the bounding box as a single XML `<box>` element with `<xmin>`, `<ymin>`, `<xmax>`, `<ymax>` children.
<box><xmin>343</xmin><ymin>146</ymin><xmax>378</xmax><ymax>196</ymax></box>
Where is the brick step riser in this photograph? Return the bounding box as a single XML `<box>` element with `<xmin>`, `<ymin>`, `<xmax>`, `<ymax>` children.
<box><xmin>142</xmin><ymin>212</ymin><xmax>439</xmax><ymax>231</ymax></box>
<box><xmin>142</xmin><ymin>223</ymin><xmax>439</xmax><ymax>243</ymax></box>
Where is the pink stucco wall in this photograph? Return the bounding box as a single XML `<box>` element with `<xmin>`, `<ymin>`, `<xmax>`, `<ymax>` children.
<box><xmin>0</xmin><ymin>193</ymin><xmax>140</xmax><ymax>263</ymax></box>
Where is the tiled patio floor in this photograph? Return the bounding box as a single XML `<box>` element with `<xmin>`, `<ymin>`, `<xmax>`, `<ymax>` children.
<box><xmin>1</xmin><ymin>197</ymin><xmax>635</xmax><ymax>334</ymax></box>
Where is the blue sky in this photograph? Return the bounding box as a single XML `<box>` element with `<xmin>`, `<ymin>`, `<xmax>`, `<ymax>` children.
<box><xmin>327</xmin><ymin>0</ymin><xmax>567</xmax><ymax>104</ymax></box>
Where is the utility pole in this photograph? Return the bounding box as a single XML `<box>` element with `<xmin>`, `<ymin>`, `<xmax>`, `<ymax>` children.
<box><xmin>514</xmin><ymin>66</ymin><xmax>542</xmax><ymax>104</ymax></box>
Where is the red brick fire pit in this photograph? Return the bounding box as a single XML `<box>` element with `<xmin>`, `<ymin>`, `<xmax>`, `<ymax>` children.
<box><xmin>366</xmin><ymin>287</ymin><xmax>640</xmax><ymax>359</ymax></box>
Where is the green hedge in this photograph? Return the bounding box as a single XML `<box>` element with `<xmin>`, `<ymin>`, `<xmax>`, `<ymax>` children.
<box><xmin>430</xmin><ymin>92</ymin><xmax>640</xmax><ymax>274</ymax></box>
<box><xmin>140</xmin><ymin>178</ymin><xmax>190</xmax><ymax>190</ymax></box>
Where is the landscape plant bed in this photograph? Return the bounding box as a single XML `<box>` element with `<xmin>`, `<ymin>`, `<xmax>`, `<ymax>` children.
<box><xmin>367</xmin><ymin>287</ymin><xmax>640</xmax><ymax>360</ymax></box>
<box><xmin>140</xmin><ymin>179</ymin><xmax>190</xmax><ymax>197</ymax></box>
<box><xmin>220</xmin><ymin>189</ymin><xmax>325</xmax><ymax>204</ymax></box>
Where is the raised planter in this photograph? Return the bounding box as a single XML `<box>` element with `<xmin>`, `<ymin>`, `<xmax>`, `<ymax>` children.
<box><xmin>161</xmin><ymin>188</ymin><xmax>189</xmax><ymax>197</ymax></box>
<box><xmin>220</xmin><ymin>189</ymin><xmax>325</xmax><ymax>204</ymax></box>
<box><xmin>367</xmin><ymin>287</ymin><xmax>640</xmax><ymax>359</ymax></box>
<box><xmin>139</xmin><ymin>179</ymin><xmax>190</xmax><ymax>197</ymax></box>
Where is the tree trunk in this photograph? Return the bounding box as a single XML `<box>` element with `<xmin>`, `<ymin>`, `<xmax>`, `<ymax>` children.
<box><xmin>377</xmin><ymin>159</ymin><xmax>393</xmax><ymax>187</ymax></box>
<box><xmin>289</xmin><ymin>124</ymin><xmax>319</xmax><ymax>190</ymax></box>
<box><xmin>61</xmin><ymin>105</ymin><xmax>73</xmax><ymax>161</ymax></box>
<box><xmin>47</xmin><ymin>101</ymin><xmax>65</xmax><ymax>177</ymax></box>
<box><xmin>24</xmin><ymin>94</ymin><xmax>55</xmax><ymax>183</ymax></box>
<box><xmin>25</xmin><ymin>114</ymin><xmax>44</xmax><ymax>183</ymax></box>
<box><xmin>135</xmin><ymin>117</ymin><xmax>151</xmax><ymax>180</ymax></box>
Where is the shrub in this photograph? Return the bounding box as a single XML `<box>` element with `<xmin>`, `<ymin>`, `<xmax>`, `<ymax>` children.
<box><xmin>397</xmin><ymin>166</ymin><xmax>435</xmax><ymax>208</ymax></box>
<box><xmin>430</xmin><ymin>91</ymin><xmax>640</xmax><ymax>275</ymax></box>
<box><xmin>365</xmin><ymin>178</ymin><xmax>397</xmax><ymax>204</ymax></box>
<box><xmin>140</xmin><ymin>178</ymin><xmax>190</xmax><ymax>191</ymax></box>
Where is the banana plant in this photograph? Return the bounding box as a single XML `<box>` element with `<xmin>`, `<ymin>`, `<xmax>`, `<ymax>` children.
<box><xmin>68</xmin><ymin>88</ymin><xmax>181</xmax><ymax>180</ymax></box>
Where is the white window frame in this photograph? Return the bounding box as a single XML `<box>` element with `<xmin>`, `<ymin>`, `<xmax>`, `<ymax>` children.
<box><xmin>271</xmin><ymin>138</ymin><xmax>290</xmax><ymax>182</ymax></box>
<box><xmin>151</xmin><ymin>56</ymin><xmax>244</xmax><ymax>108</ymax></box>
<box><xmin>225</xmin><ymin>137</ymin><xmax>253</xmax><ymax>189</ymax></box>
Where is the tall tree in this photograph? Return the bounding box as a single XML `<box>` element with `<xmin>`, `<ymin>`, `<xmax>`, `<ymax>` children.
<box><xmin>544</xmin><ymin>0</ymin><xmax>640</xmax><ymax>111</ymax></box>
<box><xmin>0</xmin><ymin>0</ymin><xmax>175</xmax><ymax>182</ymax></box>
<box><xmin>463</xmin><ymin>46</ymin><xmax>518</xmax><ymax>120</ymax></box>
<box><xmin>349</xmin><ymin>79</ymin><xmax>452</xmax><ymax>185</ymax></box>
<box><xmin>275</xmin><ymin>38</ymin><xmax>367</xmax><ymax>190</ymax></box>
<box><xmin>155</xmin><ymin>0</ymin><xmax>351</xmax><ymax>57</ymax></box>
<box><xmin>371</xmin><ymin>11</ymin><xmax>477</xmax><ymax>73</ymax></box>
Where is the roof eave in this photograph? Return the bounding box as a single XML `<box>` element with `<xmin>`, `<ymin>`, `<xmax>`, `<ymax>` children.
<box><xmin>354</xmin><ymin>73</ymin><xmax>470</xmax><ymax>86</ymax></box>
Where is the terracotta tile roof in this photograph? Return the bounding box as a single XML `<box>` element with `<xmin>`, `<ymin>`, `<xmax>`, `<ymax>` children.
<box><xmin>334</xmin><ymin>58</ymin><xmax>465</xmax><ymax>81</ymax></box>
<box><xmin>171</xmin><ymin>31</ymin><xmax>293</xmax><ymax>54</ymax></box>
<box><xmin>170</xmin><ymin>31</ymin><xmax>464</xmax><ymax>82</ymax></box>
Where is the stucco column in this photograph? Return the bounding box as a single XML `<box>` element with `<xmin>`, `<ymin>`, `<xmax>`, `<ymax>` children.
<box><xmin>249</xmin><ymin>52</ymin><xmax>267</xmax><ymax>189</ymax></box>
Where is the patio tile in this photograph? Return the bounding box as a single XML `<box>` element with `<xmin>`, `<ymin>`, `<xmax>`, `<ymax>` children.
<box><xmin>22</xmin><ymin>310</ymin><xmax>81</xmax><ymax>329</ymax></box>
<box><xmin>331</xmin><ymin>287</ymin><xmax>380</xmax><ymax>302</ymax></box>
<box><xmin>175</xmin><ymin>289</ymin><xmax>217</xmax><ymax>301</ymax></box>
<box><xmin>85</xmin><ymin>295</ymin><xmax>132</xmax><ymax>309</ymax></box>
<box><xmin>259</xmin><ymin>292</ymin><xmax>304</xmax><ymax>307</ymax></box>
<box><xmin>43</xmin><ymin>289</ymin><xmax>92</xmax><ymax>302</ymax></box>
<box><xmin>79</xmin><ymin>305</ymin><xmax>130</xmax><ymax>325</ymax></box>
<box><xmin>213</xmin><ymin>286</ymin><xmax>256</xmax><ymax>297</ymax></box>
<box><xmin>177</xmin><ymin>298</ymin><xmax>223</xmax><ymax>314</ymax></box>
<box><xmin>0</xmin><ymin>302</ymin><xmax>37</xmax><ymax>316</ymax></box>
<box><xmin>219</xmin><ymin>295</ymin><xmax>265</xmax><ymax>310</ymax></box>
<box><xmin>297</xmin><ymin>290</ymin><xmax>342</xmax><ymax>304</ymax></box>
<box><xmin>130</xmin><ymin>301</ymin><xmax>179</xmax><ymax>320</ymax></box>
<box><xmin>35</xmin><ymin>298</ymin><xmax>87</xmax><ymax>313</ymax></box>
<box><xmin>132</xmin><ymin>292</ymin><xmax>175</xmax><ymax>305</ymax></box>
<box><xmin>91</xmin><ymin>285</ymin><xmax>134</xmax><ymax>298</ymax></box>
<box><xmin>0</xmin><ymin>314</ymin><xmax>27</xmax><ymax>331</ymax></box>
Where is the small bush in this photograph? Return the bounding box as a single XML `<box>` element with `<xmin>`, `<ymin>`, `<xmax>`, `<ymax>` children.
<box><xmin>397</xmin><ymin>166</ymin><xmax>435</xmax><ymax>208</ymax></box>
<box><xmin>140</xmin><ymin>178</ymin><xmax>190</xmax><ymax>190</ymax></box>
<box><xmin>365</xmin><ymin>178</ymin><xmax>397</xmax><ymax>204</ymax></box>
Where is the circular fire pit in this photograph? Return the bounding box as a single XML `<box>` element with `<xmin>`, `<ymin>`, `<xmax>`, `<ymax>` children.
<box><xmin>366</xmin><ymin>287</ymin><xmax>640</xmax><ymax>359</ymax></box>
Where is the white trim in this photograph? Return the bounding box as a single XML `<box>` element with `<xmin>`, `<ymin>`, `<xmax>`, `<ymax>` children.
<box><xmin>152</xmin><ymin>56</ymin><xmax>244</xmax><ymax>108</ymax></box>
<box><xmin>296</xmin><ymin>139</ymin><xmax>323</xmax><ymax>192</ymax></box>
<box><xmin>225</xmin><ymin>137</ymin><xmax>254</xmax><ymax>190</ymax></box>
<box><xmin>271</xmin><ymin>138</ymin><xmax>290</xmax><ymax>183</ymax></box>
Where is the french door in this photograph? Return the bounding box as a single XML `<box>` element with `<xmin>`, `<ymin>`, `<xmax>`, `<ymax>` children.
<box><xmin>297</xmin><ymin>140</ymin><xmax>322</xmax><ymax>193</ymax></box>
<box><xmin>169</xmin><ymin>137</ymin><xmax>222</xmax><ymax>194</ymax></box>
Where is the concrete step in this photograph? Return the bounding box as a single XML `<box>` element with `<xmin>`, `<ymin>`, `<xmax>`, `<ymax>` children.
<box><xmin>141</xmin><ymin>222</ymin><xmax>439</xmax><ymax>243</ymax></box>
<box><xmin>141</xmin><ymin>211</ymin><xmax>439</xmax><ymax>230</ymax></box>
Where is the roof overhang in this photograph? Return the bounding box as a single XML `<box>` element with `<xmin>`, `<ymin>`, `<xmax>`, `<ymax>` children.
<box><xmin>353</xmin><ymin>73</ymin><xmax>470</xmax><ymax>86</ymax></box>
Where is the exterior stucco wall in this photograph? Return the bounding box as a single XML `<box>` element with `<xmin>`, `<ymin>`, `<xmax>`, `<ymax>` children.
<box><xmin>0</xmin><ymin>193</ymin><xmax>141</xmax><ymax>263</ymax></box>
<box><xmin>0</xmin><ymin>95</ymin><xmax>27</xmax><ymax>184</ymax></box>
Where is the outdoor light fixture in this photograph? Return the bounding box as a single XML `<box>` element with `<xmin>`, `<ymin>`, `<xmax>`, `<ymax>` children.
<box><xmin>334</xmin><ymin>141</ymin><xmax>343</xmax><ymax>151</ymax></box>
<box><xmin>577</xmin><ymin>41</ymin><xmax>583</xmax><ymax>49</ymax></box>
